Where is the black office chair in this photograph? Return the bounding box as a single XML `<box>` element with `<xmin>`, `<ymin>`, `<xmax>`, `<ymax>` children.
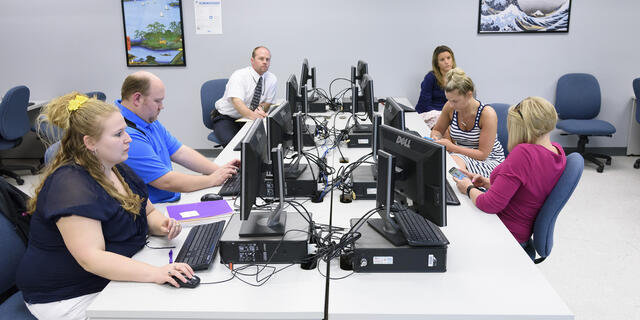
<box><xmin>555</xmin><ymin>73</ymin><xmax>616</xmax><ymax>173</ymax></box>
<box><xmin>0</xmin><ymin>86</ymin><xmax>39</xmax><ymax>185</ymax></box>
<box><xmin>633</xmin><ymin>78</ymin><xmax>640</xmax><ymax>169</ymax></box>
<box><xmin>201</xmin><ymin>79</ymin><xmax>228</xmax><ymax>147</ymax></box>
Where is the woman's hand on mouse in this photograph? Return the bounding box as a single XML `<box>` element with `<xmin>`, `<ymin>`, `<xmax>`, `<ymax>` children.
<box><xmin>158</xmin><ymin>263</ymin><xmax>194</xmax><ymax>287</ymax></box>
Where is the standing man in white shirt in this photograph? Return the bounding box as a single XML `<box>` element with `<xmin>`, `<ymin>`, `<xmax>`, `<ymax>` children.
<box><xmin>211</xmin><ymin>46</ymin><xmax>277</xmax><ymax>146</ymax></box>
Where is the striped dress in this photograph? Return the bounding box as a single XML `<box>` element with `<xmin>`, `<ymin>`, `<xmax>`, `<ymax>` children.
<box><xmin>449</xmin><ymin>103</ymin><xmax>505</xmax><ymax>177</ymax></box>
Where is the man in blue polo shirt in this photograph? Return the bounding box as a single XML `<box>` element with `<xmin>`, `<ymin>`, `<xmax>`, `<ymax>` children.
<box><xmin>117</xmin><ymin>71</ymin><xmax>240</xmax><ymax>203</ymax></box>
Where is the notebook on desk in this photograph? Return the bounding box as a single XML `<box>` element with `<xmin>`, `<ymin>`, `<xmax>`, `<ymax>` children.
<box><xmin>166</xmin><ymin>200</ymin><xmax>233</xmax><ymax>225</ymax></box>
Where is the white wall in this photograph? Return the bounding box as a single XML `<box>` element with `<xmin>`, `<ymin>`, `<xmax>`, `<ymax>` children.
<box><xmin>1</xmin><ymin>0</ymin><xmax>638</xmax><ymax>149</ymax></box>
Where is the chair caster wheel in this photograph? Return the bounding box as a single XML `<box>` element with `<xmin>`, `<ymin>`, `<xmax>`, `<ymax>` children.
<box><xmin>597</xmin><ymin>166</ymin><xmax>604</xmax><ymax>173</ymax></box>
<box><xmin>15</xmin><ymin>178</ymin><xmax>24</xmax><ymax>185</ymax></box>
<box><xmin>634</xmin><ymin>162</ymin><xmax>640</xmax><ymax>169</ymax></box>
<box><xmin>606</xmin><ymin>159</ymin><xmax>611</xmax><ymax>165</ymax></box>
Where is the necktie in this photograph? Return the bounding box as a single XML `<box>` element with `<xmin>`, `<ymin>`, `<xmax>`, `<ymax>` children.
<box><xmin>250</xmin><ymin>76</ymin><xmax>263</xmax><ymax>110</ymax></box>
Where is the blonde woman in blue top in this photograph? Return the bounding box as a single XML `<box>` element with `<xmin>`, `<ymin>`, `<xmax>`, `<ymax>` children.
<box><xmin>430</xmin><ymin>68</ymin><xmax>505</xmax><ymax>177</ymax></box>
<box><xmin>17</xmin><ymin>93</ymin><xmax>193</xmax><ymax>320</ymax></box>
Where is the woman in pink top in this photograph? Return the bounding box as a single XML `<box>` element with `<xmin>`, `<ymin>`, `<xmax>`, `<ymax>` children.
<box><xmin>452</xmin><ymin>97</ymin><xmax>567</xmax><ymax>245</ymax></box>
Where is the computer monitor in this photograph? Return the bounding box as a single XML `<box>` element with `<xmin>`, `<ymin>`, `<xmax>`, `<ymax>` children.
<box><xmin>286</xmin><ymin>74</ymin><xmax>308</xmax><ymax>115</ymax></box>
<box><xmin>239</xmin><ymin>120</ymin><xmax>286</xmax><ymax>237</ymax></box>
<box><xmin>266</xmin><ymin>103</ymin><xmax>307</xmax><ymax>178</ymax></box>
<box><xmin>350</xmin><ymin>74</ymin><xmax>375</xmax><ymax>133</ymax></box>
<box><xmin>351</xmin><ymin>60</ymin><xmax>369</xmax><ymax>85</ymax></box>
<box><xmin>300</xmin><ymin>59</ymin><xmax>318</xmax><ymax>102</ymax></box>
<box><xmin>368</xmin><ymin>124</ymin><xmax>447</xmax><ymax>244</ymax></box>
<box><xmin>383</xmin><ymin>97</ymin><xmax>406</xmax><ymax>131</ymax></box>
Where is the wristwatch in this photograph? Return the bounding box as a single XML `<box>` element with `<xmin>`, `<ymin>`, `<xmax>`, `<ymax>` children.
<box><xmin>466</xmin><ymin>185</ymin><xmax>478</xmax><ymax>198</ymax></box>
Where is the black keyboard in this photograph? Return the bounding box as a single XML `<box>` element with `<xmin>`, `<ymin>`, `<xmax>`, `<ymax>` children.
<box><xmin>445</xmin><ymin>180</ymin><xmax>460</xmax><ymax>205</ymax></box>
<box><xmin>175</xmin><ymin>220</ymin><xmax>226</xmax><ymax>270</ymax></box>
<box><xmin>393</xmin><ymin>205</ymin><xmax>449</xmax><ymax>247</ymax></box>
<box><xmin>219</xmin><ymin>172</ymin><xmax>241</xmax><ymax>196</ymax></box>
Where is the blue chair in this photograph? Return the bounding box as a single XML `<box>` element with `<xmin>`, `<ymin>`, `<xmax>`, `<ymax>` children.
<box><xmin>523</xmin><ymin>152</ymin><xmax>584</xmax><ymax>264</ymax></box>
<box><xmin>633</xmin><ymin>78</ymin><xmax>640</xmax><ymax>169</ymax></box>
<box><xmin>200</xmin><ymin>79</ymin><xmax>229</xmax><ymax>147</ymax></box>
<box><xmin>489</xmin><ymin>103</ymin><xmax>510</xmax><ymax>157</ymax></box>
<box><xmin>33</xmin><ymin>91</ymin><xmax>105</xmax><ymax>143</ymax></box>
<box><xmin>0</xmin><ymin>212</ymin><xmax>36</xmax><ymax>319</ymax></box>
<box><xmin>44</xmin><ymin>141</ymin><xmax>61</xmax><ymax>165</ymax></box>
<box><xmin>85</xmin><ymin>91</ymin><xmax>106</xmax><ymax>101</ymax></box>
<box><xmin>555</xmin><ymin>73</ymin><xmax>616</xmax><ymax>173</ymax></box>
<box><xmin>0</xmin><ymin>86</ymin><xmax>39</xmax><ymax>185</ymax></box>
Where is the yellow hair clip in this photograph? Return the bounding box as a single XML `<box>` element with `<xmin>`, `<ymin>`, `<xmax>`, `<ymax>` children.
<box><xmin>68</xmin><ymin>95</ymin><xmax>89</xmax><ymax>112</ymax></box>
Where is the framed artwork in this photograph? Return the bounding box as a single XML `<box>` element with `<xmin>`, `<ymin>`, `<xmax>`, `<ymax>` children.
<box><xmin>121</xmin><ymin>0</ymin><xmax>186</xmax><ymax>66</ymax></box>
<box><xmin>478</xmin><ymin>0</ymin><xmax>571</xmax><ymax>34</ymax></box>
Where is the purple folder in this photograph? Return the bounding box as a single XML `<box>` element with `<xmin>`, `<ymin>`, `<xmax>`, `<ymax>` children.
<box><xmin>166</xmin><ymin>200</ymin><xmax>233</xmax><ymax>223</ymax></box>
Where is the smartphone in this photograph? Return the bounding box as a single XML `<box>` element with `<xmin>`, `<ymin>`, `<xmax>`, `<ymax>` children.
<box><xmin>448</xmin><ymin>167</ymin><xmax>466</xmax><ymax>180</ymax></box>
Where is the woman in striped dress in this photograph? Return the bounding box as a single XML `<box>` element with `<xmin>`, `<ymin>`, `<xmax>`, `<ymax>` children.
<box><xmin>430</xmin><ymin>68</ymin><xmax>504</xmax><ymax>177</ymax></box>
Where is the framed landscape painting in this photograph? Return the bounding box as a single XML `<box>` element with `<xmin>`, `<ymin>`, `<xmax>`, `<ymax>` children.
<box><xmin>478</xmin><ymin>0</ymin><xmax>571</xmax><ymax>33</ymax></box>
<box><xmin>121</xmin><ymin>0</ymin><xmax>186</xmax><ymax>66</ymax></box>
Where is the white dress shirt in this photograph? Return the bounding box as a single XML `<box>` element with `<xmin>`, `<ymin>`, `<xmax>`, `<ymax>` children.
<box><xmin>215</xmin><ymin>66</ymin><xmax>277</xmax><ymax>119</ymax></box>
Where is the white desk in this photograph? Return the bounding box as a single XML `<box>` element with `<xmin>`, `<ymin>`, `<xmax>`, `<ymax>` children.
<box><xmin>87</xmin><ymin>99</ymin><xmax>573</xmax><ymax>319</ymax></box>
<box><xmin>325</xmin><ymin>107</ymin><xmax>572</xmax><ymax>319</ymax></box>
<box><xmin>87</xmin><ymin>121</ymin><xmax>327</xmax><ymax>320</ymax></box>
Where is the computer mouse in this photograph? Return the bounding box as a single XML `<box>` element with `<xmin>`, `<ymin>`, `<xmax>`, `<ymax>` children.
<box><xmin>171</xmin><ymin>275</ymin><xmax>200</xmax><ymax>288</ymax></box>
<box><xmin>200</xmin><ymin>193</ymin><xmax>223</xmax><ymax>202</ymax></box>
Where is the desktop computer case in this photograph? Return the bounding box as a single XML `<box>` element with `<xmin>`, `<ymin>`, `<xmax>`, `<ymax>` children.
<box><xmin>350</xmin><ymin>218</ymin><xmax>447</xmax><ymax>273</ymax></box>
<box><xmin>220</xmin><ymin>213</ymin><xmax>310</xmax><ymax>264</ymax></box>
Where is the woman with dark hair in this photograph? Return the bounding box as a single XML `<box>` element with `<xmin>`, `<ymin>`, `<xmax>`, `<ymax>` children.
<box><xmin>17</xmin><ymin>93</ymin><xmax>192</xmax><ymax>319</ymax></box>
<box><xmin>415</xmin><ymin>45</ymin><xmax>457</xmax><ymax>127</ymax></box>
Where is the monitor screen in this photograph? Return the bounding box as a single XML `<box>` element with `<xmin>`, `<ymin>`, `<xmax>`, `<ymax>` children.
<box><xmin>286</xmin><ymin>74</ymin><xmax>308</xmax><ymax>114</ymax></box>
<box><xmin>356</xmin><ymin>60</ymin><xmax>368</xmax><ymax>84</ymax></box>
<box><xmin>378</xmin><ymin>124</ymin><xmax>447</xmax><ymax>227</ymax></box>
<box><xmin>300</xmin><ymin>59</ymin><xmax>317</xmax><ymax>102</ymax></box>
<box><xmin>240</xmin><ymin>120</ymin><xmax>269</xmax><ymax>222</ymax></box>
<box><xmin>266</xmin><ymin>104</ymin><xmax>307</xmax><ymax>178</ymax></box>
<box><xmin>383</xmin><ymin>97</ymin><xmax>406</xmax><ymax>131</ymax></box>
<box><xmin>360</xmin><ymin>74</ymin><xmax>375</xmax><ymax>123</ymax></box>
<box><xmin>267</xmin><ymin>102</ymin><xmax>294</xmax><ymax>155</ymax></box>
<box><xmin>239</xmin><ymin>120</ymin><xmax>286</xmax><ymax>237</ymax></box>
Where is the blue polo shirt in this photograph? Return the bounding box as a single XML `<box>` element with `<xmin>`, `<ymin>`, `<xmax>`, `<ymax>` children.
<box><xmin>116</xmin><ymin>100</ymin><xmax>182</xmax><ymax>203</ymax></box>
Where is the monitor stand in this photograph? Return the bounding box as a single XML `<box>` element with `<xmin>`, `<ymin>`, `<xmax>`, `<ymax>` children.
<box><xmin>284</xmin><ymin>162</ymin><xmax>308</xmax><ymax>179</ymax></box>
<box><xmin>367</xmin><ymin>218</ymin><xmax>406</xmax><ymax>246</ymax></box>
<box><xmin>353</xmin><ymin>123</ymin><xmax>373</xmax><ymax>133</ymax></box>
<box><xmin>239</xmin><ymin>211</ymin><xmax>287</xmax><ymax>237</ymax></box>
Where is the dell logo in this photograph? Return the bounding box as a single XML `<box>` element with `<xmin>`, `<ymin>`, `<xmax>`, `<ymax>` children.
<box><xmin>396</xmin><ymin>136</ymin><xmax>411</xmax><ymax>148</ymax></box>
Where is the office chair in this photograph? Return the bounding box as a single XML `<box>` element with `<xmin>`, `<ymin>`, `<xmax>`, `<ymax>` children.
<box><xmin>489</xmin><ymin>103</ymin><xmax>510</xmax><ymax>157</ymax></box>
<box><xmin>0</xmin><ymin>86</ymin><xmax>39</xmax><ymax>185</ymax></box>
<box><xmin>633</xmin><ymin>78</ymin><xmax>640</xmax><ymax>169</ymax></box>
<box><xmin>200</xmin><ymin>79</ymin><xmax>229</xmax><ymax>147</ymax></box>
<box><xmin>44</xmin><ymin>141</ymin><xmax>61</xmax><ymax>165</ymax></box>
<box><xmin>85</xmin><ymin>91</ymin><xmax>107</xmax><ymax>102</ymax></box>
<box><xmin>0</xmin><ymin>212</ymin><xmax>36</xmax><ymax>319</ymax></box>
<box><xmin>33</xmin><ymin>91</ymin><xmax>106</xmax><ymax>143</ymax></box>
<box><xmin>555</xmin><ymin>73</ymin><xmax>616</xmax><ymax>173</ymax></box>
<box><xmin>523</xmin><ymin>152</ymin><xmax>584</xmax><ymax>264</ymax></box>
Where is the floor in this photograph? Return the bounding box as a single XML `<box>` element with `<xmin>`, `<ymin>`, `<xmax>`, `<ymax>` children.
<box><xmin>5</xmin><ymin>155</ymin><xmax>640</xmax><ymax>320</ymax></box>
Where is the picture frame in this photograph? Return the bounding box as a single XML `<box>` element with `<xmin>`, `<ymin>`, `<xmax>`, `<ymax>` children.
<box><xmin>121</xmin><ymin>0</ymin><xmax>186</xmax><ymax>66</ymax></box>
<box><xmin>478</xmin><ymin>0</ymin><xmax>572</xmax><ymax>34</ymax></box>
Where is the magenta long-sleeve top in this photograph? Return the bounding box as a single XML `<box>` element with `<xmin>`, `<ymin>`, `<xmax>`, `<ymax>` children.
<box><xmin>475</xmin><ymin>142</ymin><xmax>567</xmax><ymax>243</ymax></box>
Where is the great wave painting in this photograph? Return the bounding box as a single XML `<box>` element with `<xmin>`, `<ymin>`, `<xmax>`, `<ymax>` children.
<box><xmin>121</xmin><ymin>0</ymin><xmax>186</xmax><ymax>66</ymax></box>
<box><xmin>478</xmin><ymin>0</ymin><xmax>571</xmax><ymax>33</ymax></box>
